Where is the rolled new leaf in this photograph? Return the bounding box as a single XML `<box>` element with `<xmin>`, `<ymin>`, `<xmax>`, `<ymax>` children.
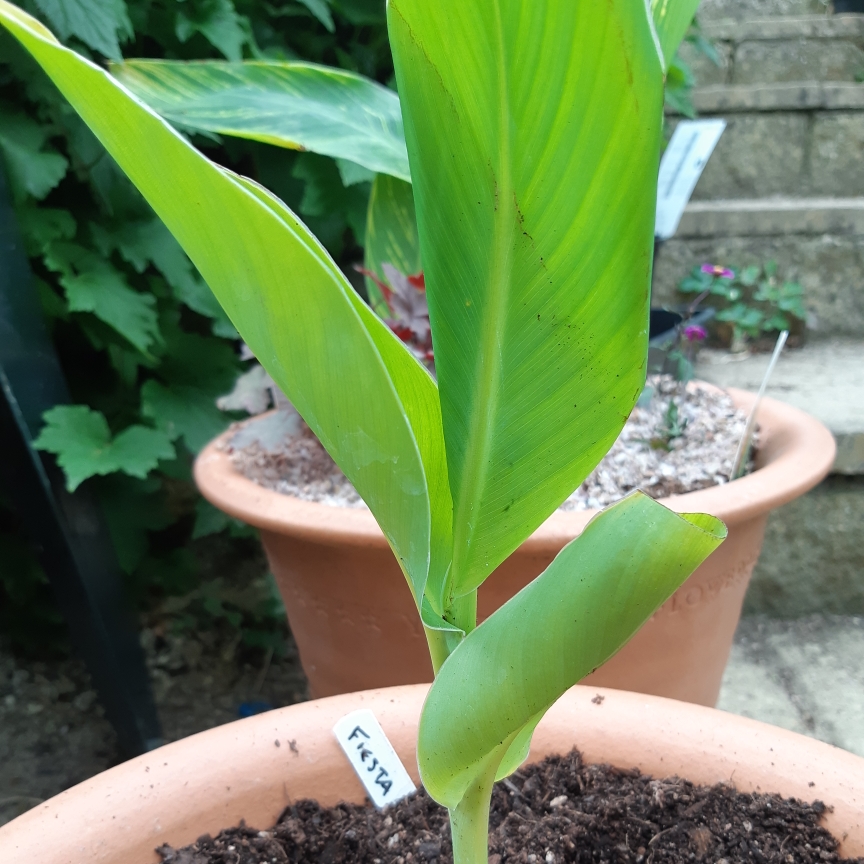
<box><xmin>0</xmin><ymin>0</ymin><xmax>449</xmax><ymax>608</ymax></box>
<box><xmin>418</xmin><ymin>492</ymin><xmax>726</xmax><ymax>808</ymax></box>
<box><xmin>110</xmin><ymin>59</ymin><xmax>410</xmax><ymax>181</ymax></box>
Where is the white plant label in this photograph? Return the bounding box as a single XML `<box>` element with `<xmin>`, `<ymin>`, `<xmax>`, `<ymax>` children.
<box><xmin>333</xmin><ymin>709</ymin><xmax>417</xmax><ymax>809</ymax></box>
<box><xmin>655</xmin><ymin>119</ymin><xmax>726</xmax><ymax>241</ymax></box>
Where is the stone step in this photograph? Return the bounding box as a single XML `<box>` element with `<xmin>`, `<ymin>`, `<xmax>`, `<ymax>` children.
<box><xmin>681</xmin><ymin>15</ymin><xmax>864</xmax><ymax>87</ymax></box>
<box><xmin>689</xmin><ymin>81</ymin><xmax>864</xmax><ymax>113</ymax></box>
<box><xmin>667</xmin><ymin>95</ymin><xmax>864</xmax><ymax>200</ymax></box>
<box><xmin>677</xmin><ymin>196</ymin><xmax>864</xmax><ymax>237</ymax></box>
<box><xmin>704</xmin><ymin>14</ymin><xmax>864</xmax><ymax>40</ymax></box>
<box><xmin>653</xmin><ymin>203</ymin><xmax>864</xmax><ymax>338</ymax></box>
<box><xmin>698</xmin><ymin>0</ymin><xmax>831</xmax><ymax>22</ymax></box>
<box><xmin>694</xmin><ymin>339</ymin><xmax>864</xmax><ymax>474</ymax></box>
<box><xmin>718</xmin><ymin>616</ymin><xmax>864</xmax><ymax>755</ymax></box>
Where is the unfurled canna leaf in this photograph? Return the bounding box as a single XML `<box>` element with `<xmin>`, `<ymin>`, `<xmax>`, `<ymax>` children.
<box><xmin>389</xmin><ymin>0</ymin><xmax>666</xmax><ymax>608</ymax></box>
<box><xmin>110</xmin><ymin>58</ymin><xmax>410</xmax><ymax>180</ymax></box>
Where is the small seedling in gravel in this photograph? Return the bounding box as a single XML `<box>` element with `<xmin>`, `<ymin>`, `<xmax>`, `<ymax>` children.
<box><xmin>0</xmin><ymin>2</ymin><xmax>726</xmax><ymax>863</ymax></box>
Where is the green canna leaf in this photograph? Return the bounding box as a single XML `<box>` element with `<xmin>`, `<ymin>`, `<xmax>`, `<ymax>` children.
<box><xmin>418</xmin><ymin>492</ymin><xmax>726</xmax><ymax>809</ymax></box>
<box><xmin>650</xmin><ymin>0</ymin><xmax>702</xmax><ymax>72</ymax></box>
<box><xmin>109</xmin><ymin>58</ymin><xmax>410</xmax><ymax>181</ymax></box>
<box><xmin>363</xmin><ymin>174</ymin><xmax>420</xmax><ymax>317</ymax></box>
<box><xmin>389</xmin><ymin>0</ymin><xmax>665</xmax><ymax>604</ymax></box>
<box><xmin>0</xmin><ymin>0</ymin><xmax>447</xmax><ymax>606</ymax></box>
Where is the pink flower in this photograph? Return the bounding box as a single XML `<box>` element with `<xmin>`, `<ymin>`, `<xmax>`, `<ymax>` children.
<box><xmin>684</xmin><ymin>324</ymin><xmax>707</xmax><ymax>342</ymax></box>
<box><xmin>701</xmin><ymin>263</ymin><xmax>734</xmax><ymax>279</ymax></box>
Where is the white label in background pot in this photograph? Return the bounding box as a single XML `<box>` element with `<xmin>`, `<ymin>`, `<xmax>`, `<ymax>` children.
<box><xmin>655</xmin><ymin>119</ymin><xmax>726</xmax><ymax>241</ymax></box>
<box><xmin>333</xmin><ymin>708</ymin><xmax>417</xmax><ymax>809</ymax></box>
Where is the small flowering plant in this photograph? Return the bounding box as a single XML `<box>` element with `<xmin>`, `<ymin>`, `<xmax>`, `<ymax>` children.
<box><xmin>684</xmin><ymin>323</ymin><xmax>708</xmax><ymax>342</ymax></box>
<box><xmin>680</xmin><ymin>260</ymin><xmax>807</xmax><ymax>347</ymax></box>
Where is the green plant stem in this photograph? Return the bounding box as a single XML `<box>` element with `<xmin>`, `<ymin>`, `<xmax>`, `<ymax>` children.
<box><xmin>425</xmin><ymin>626</ymin><xmax>452</xmax><ymax>675</ymax></box>
<box><xmin>427</xmin><ymin>588</ymin><xmax>478</xmax><ymax>674</ymax></box>
<box><xmin>447</xmin><ymin>588</ymin><xmax>478</xmax><ymax>634</ymax></box>
<box><xmin>448</xmin><ymin>750</ymin><xmax>498</xmax><ymax>864</ymax></box>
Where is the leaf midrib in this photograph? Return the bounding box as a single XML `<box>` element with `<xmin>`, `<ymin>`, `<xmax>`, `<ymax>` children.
<box><xmin>448</xmin><ymin>0</ymin><xmax>513</xmax><ymax>604</ymax></box>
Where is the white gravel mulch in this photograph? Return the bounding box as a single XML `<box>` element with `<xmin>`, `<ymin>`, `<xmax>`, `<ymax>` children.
<box><xmin>226</xmin><ymin>376</ymin><xmax>753</xmax><ymax>511</ymax></box>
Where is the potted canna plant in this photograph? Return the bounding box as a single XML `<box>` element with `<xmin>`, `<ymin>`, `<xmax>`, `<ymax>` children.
<box><xmin>102</xmin><ymin>4</ymin><xmax>835</xmax><ymax>705</ymax></box>
<box><xmin>0</xmin><ymin>2</ymin><xmax>852</xmax><ymax>863</ymax></box>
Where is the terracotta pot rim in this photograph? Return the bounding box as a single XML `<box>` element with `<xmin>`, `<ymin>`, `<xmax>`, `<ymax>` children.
<box><xmin>194</xmin><ymin>387</ymin><xmax>836</xmax><ymax>549</ymax></box>
<box><xmin>2</xmin><ymin>684</ymin><xmax>862</xmax><ymax>862</ymax></box>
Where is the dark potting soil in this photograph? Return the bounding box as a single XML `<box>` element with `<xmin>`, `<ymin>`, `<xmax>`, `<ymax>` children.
<box><xmin>156</xmin><ymin>750</ymin><xmax>861</xmax><ymax>864</ymax></box>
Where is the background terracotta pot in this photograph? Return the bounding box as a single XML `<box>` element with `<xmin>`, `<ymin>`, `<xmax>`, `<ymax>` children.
<box><xmin>195</xmin><ymin>389</ymin><xmax>835</xmax><ymax>704</ymax></box>
<box><xmin>2</xmin><ymin>684</ymin><xmax>862</xmax><ymax>863</ymax></box>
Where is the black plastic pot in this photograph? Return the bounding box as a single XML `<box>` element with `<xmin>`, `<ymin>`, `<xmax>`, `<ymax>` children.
<box><xmin>648</xmin><ymin>307</ymin><xmax>715</xmax><ymax>348</ymax></box>
<box><xmin>834</xmin><ymin>0</ymin><xmax>864</xmax><ymax>12</ymax></box>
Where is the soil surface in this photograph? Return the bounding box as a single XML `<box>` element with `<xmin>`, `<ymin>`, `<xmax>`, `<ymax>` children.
<box><xmin>156</xmin><ymin>750</ymin><xmax>858</xmax><ymax>864</ymax></box>
<box><xmin>228</xmin><ymin>377</ymin><xmax>752</xmax><ymax>511</ymax></box>
<box><xmin>0</xmin><ymin>628</ymin><xmax>308</xmax><ymax>827</ymax></box>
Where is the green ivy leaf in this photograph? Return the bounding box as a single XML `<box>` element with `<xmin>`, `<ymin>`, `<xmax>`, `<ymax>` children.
<box><xmin>16</xmin><ymin>205</ymin><xmax>76</xmax><ymax>253</ymax></box>
<box><xmin>175</xmin><ymin>0</ymin><xmax>247</xmax><ymax>61</ymax></box>
<box><xmin>31</xmin><ymin>0</ymin><xmax>132</xmax><ymax>59</ymax></box>
<box><xmin>140</xmin><ymin>379</ymin><xmax>229</xmax><ymax>452</ymax></box>
<box><xmin>0</xmin><ymin>107</ymin><xmax>68</xmax><ymax>201</ymax></box>
<box><xmin>63</xmin><ymin>263</ymin><xmax>160</xmax><ymax>354</ymax></box>
<box><xmin>92</xmin><ymin>217</ymin><xmax>237</xmax><ymax>335</ymax></box>
<box><xmin>292</xmin><ymin>151</ymin><xmax>349</xmax><ymax>216</ymax></box>
<box><xmin>157</xmin><ymin>319</ymin><xmax>242</xmax><ymax>395</ymax></box>
<box><xmin>33</xmin><ymin>405</ymin><xmax>175</xmax><ymax>491</ymax></box>
<box><xmin>45</xmin><ymin>241</ymin><xmax>161</xmax><ymax>353</ymax></box>
<box><xmin>293</xmin><ymin>151</ymin><xmax>370</xmax><ymax>244</ymax></box>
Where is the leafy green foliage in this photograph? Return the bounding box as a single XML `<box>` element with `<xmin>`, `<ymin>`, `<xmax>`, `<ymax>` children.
<box><xmin>680</xmin><ymin>260</ymin><xmax>807</xmax><ymax>345</ymax></box>
<box><xmin>45</xmin><ymin>242</ymin><xmax>162</xmax><ymax>354</ymax></box>
<box><xmin>32</xmin><ymin>0</ymin><xmax>132</xmax><ymax>59</ymax></box>
<box><xmin>0</xmin><ymin>104</ymin><xmax>68</xmax><ymax>200</ymax></box>
<box><xmin>665</xmin><ymin>54</ymin><xmax>697</xmax><ymax>118</ymax></box>
<box><xmin>175</xmin><ymin>0</ymin><xmax>249</xmax><ymax>61</ymax></box>
<box><xmin>33</xmin><ymin>404</ymin><xmax>175</xmax><ymax>490</ymax></box>
<box><xmin>665</xmin><ymin>19</ymin><xmax>721</xmax><ymax>118</ymax></box>
<box><xmin>0</xmin><ymin>0</ymin><xmax>394</xmax><ymax>650</ymax></box>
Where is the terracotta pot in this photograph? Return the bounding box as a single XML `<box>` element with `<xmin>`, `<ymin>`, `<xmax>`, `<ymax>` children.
<box><xmin>195</xmin><ymin>389</ymin><xmax>835</xmax><ymax>704</ymax></box>
<box><xmin>2</xmin><ymin>684</ymin><xmax>862</xmax><ymax>863</ymax></box>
